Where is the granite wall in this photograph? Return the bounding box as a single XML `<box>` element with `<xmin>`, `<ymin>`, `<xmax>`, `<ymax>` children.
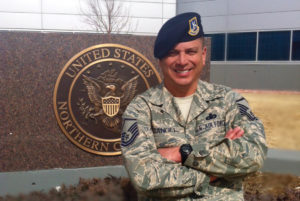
<box><xmin>0</xmin><ymin>31</ymin><xmax>210</xmax><ymax>172</ymax></box>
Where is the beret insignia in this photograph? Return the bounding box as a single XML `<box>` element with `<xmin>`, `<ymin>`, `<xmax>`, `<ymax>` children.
<box><xmin>188</xmin><ymin>16</ymin><xmax>200</xmax><ymax>36</ymax></box>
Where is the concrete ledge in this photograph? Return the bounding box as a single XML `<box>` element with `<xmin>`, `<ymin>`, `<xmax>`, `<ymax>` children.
<box><xmin>0</xmin><ymin>165</ymin><xmax>128</xmax><ymax>196</ymax></box>
<box><xmin>261</xmin><ymin>148</ymin><xmax>300</xmax><ymax>176</ymax></box>
<box><xmin>0</xmin><ymin>148</ymin><xmax>299</xmax><ymax>196</ymax></box>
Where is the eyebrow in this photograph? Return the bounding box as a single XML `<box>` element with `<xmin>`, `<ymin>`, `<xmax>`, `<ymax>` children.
<box><xmin>172</xmin><ymin>46</ymin><xmax>199</xmax><ymax>51</ymax></box>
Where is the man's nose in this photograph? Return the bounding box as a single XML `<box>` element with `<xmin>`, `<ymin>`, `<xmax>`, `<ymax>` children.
<box><xmin>177</xmin><ymin>53</ymin><xmax>188</xmax><ymax>66</ymax></box>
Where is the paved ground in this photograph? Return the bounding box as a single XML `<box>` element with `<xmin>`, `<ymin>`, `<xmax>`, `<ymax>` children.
<box><xmin>237</xmin><ymin>89</ymin><xmax>300</xmax><ymax>151</ymax></box>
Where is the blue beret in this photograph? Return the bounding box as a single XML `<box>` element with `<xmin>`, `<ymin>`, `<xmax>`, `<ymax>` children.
<box><xmin>154</xmin><ymin>12</ymin><xmax>204</xmax><ymax>59</ymax></box>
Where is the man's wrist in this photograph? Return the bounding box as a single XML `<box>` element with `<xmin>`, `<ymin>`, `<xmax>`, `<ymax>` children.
<box><xmin>179</xmin><ymin>144</ymin><xmax>193</xmax><ymax>165</ymax></box>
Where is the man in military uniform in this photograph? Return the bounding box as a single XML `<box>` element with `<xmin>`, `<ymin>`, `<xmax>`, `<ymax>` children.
<box><xmin>121</xmin><ymin>12</ymin><xmax>267</xmax><ymax>201</ymax></box>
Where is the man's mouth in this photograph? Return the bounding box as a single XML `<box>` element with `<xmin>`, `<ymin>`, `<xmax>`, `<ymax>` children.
<box><xmin>174</xmin><ymin>69</ymin><xmax>191</xmax><ymax>73</ymax></box>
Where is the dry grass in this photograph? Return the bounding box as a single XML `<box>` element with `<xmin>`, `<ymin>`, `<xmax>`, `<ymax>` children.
<box><xmin>237</xmin><ymin>90</ymin><xmax>300</xmax><ymax>151</ymax></box>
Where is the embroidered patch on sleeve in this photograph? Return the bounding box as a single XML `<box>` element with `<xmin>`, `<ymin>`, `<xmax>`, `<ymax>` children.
<box><xmin>236</xmin><ymin>98</ymin><xmax>258</xmax><ymax>121</ymax></box>
<box><xmin>121</xmin><ymin>118</ymin><xmax>139</xmax><ymax>147</ymax></box>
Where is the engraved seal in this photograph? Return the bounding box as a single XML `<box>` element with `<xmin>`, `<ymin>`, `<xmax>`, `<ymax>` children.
<box><xmin>53</xmin><ymin>44</ymin><xmax>161</xmax><ymax>155</ymax></box>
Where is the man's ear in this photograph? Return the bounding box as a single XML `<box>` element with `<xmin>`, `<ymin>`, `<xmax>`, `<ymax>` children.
<box><xmin>202</xmin><ymin>46</ymin><xmax>207</xmax><ymax>65</ymax></box>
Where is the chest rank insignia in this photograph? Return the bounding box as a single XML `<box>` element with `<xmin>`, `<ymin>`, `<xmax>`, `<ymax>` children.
<box><xmin>188</xmin><ymin>16</ymin><xmax>200</xmax><ymax>36</ymax></box>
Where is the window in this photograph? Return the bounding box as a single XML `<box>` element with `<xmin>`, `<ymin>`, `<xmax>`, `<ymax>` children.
<box><xmin>206</xmin><ymin>34</ymin><xmax>225</xmax><ymax>61</ymax></box>
<box><xmin>227</xmin><ymin>32</ymin><xmax>256</xmax><ymax>61</ymax></box>
<box><xmin>292</xmin><ymin>30</ymin><xmax>300</xmax><ymax>60</ymax></box>
<box><xmin>258</xmin><ymin>31</ymin><xmax>290</xmax><ymax>60</ymax></box>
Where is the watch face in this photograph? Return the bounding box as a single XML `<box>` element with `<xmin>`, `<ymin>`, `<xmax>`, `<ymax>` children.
<box><xmin>180</xmin><ymin>144</ymin><xmax>192</xmax><ymax>164</ymax></box>
<box><xmin>181</xmin><ymin>144</ymin><xmax>192</xmax><ymax>154</ymax></box>
<box><xmin>182</xmin><ymin>146</ymin><xmax>189</xmax><ymax>153</ymax></box>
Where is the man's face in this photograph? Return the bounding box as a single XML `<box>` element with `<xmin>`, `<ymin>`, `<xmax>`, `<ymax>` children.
<box><xmin>159</xmin><ymin>38</ymin><xmax>206</xmax><ymax>97</ymax></box>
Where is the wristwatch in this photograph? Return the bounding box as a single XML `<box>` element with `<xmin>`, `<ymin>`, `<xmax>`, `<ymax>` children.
<box><xmin>179</xmin><ymin>144</ymin><xmax>193</xmax><ymax>165</ymax></box>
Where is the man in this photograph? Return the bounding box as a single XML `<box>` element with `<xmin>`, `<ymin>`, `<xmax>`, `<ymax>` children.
<box><xmin>121</xmin><ymin>12</ymin><xmax>267</xmax><ymax>201</ymax></box>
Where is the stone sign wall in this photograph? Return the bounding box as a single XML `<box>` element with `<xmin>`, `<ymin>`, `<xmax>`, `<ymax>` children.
<box><xmin>0</xmin><ymin>31</ymin><xmax>210</xmax><ymax>172</ymax></box>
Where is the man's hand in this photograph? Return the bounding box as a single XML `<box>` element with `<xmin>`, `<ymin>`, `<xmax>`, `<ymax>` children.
<box><xmin>158</xmin><ymin>127</ymin><xmax>244</xmax><ymax>181</ymax></box>
<box><xmin>158</xmin><ymin>146</ymin><xmax>181</xmax><ymax>163</ymax></box>
<box><xmin>225</xmin><ymin>126</ymin><xmax>244</xmax><ymax>140</ymax></box>
<box><xmin>210</xmin><ymin>127</ymin><xmax>245</xmax><ymax>183</ymax></box>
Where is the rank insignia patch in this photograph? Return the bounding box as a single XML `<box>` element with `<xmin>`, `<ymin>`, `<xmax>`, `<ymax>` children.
<box><xmin>236</xmin><ymin>98</ymin><xmax>258</xmax><ymax>121</ymax></box>
<box><xmin>121</xmin><ymin>118</ymin><xmax>139</xmax><ymax>147</ymax></box>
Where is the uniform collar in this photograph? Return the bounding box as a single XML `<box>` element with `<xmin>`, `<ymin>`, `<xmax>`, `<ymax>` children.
<box><xmin>148</xmin><ymin>80</ymin><xmax>226</xmax><ymax>105</ymax></box>
<box><xmin>195</xmin><ymin>80</ymin><xmax>226</xmax><ymax>101</ymax></box>
<box><xmin>187</xmin><ymin>80</ymin><xmax>226</xmax><ymax>122</ymax></box>
<box><xmin>148</xmin><ymin>80</ymin><xmax>227</xmax><ymax>125</ymax></box>
<box><xmin>148</xmin><ymin>83</ymin><xmax>185</xmax><ymax>125</ymax></box>
<box><xmin>148</xmin><ymin>83</ymin><xmax>165</xmax><ymax>106</ymax></box>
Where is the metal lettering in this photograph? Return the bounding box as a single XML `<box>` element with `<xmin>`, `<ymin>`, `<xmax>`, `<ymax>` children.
<box><xmin>63</xmin><ymin>119</ymin><xmax>73</xmax><ymax>130</ymax></box>
<box><xmin>91</xmin><ymin>140</ymin><xmax>99</xmax><ymax>151</ymax></box>
<box><xmin>113</xmin><ymin>48</ymin><xmax>121</xmax><ymax>58</ymax></box>
<box><xmin>121</xmin><ymin>49</ymin><xmax>130</xmax><ymax>60</ymax></box>
<box><xmin>101</xmin><ymin>48</ymin><xmax>110</xmax><ymax>58</ymax></box>
<box><xmin>59</xmin><ymin>110</ymin><xmax>69</xmax><ymax>121</ymax></box>
<box><xmin>83</xmin><ymin>52</ymin><xmax>93</xmax><ymax>63</ymax></box>
<box><xmin>74</xmin><ymin>133</ymin><xmax>85</xmax><ymax>143</ymax></box>
<box><xmin>100</xmin><ymin>142</ymin><xmax>109</xmax><ymax>151</ymax></box>
<box><xmin>83</xmin><ymin>137</ymin><xmax>92</xmax><ymax>147</ymax></box>
<box><xmin>113</xmin><ymin>141</ymin><xmax>121</xmax><ymax>151</ymax></box>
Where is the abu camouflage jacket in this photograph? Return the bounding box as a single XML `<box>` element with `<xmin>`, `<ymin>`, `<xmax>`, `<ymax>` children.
<box><xmin>121</xmin><ymin>80</ymin><xmax>268</xmax><ymax>201</ymax></box>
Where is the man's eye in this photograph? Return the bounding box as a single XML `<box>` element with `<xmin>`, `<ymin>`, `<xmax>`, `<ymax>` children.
<box><xmin>187</xmin><ymin>50</ymin><xmax>197</xmax><ymax>55</ymax></box>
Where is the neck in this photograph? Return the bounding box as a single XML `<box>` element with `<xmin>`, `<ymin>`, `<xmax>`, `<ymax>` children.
<box><xmin>164</xmin><ymin>84</ymin><xmax>197</xmax><ymax>97</ymax></box>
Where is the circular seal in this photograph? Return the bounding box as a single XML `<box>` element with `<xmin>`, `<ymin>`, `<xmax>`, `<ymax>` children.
<box><xmin>53</xmin><ymin>44</ymin><xmax>161</xmax><ymax>155</ymax></box>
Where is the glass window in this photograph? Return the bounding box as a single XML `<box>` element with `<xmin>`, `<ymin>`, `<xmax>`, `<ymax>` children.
<box><xmin>227</xmin><ymin>32</ymin><xmax>256</xmax><ymax>61</ymax></box>
<box><xmin>206</xmin><ymin>33</ymin><xmax>225</xmax><ymax>61</ymax></box>
<box><xmin>292</xmin><ymin>30</ymin><xmax>300</xmax><ymax>60</ymax></box>
<box><xmin>258</xmin><ymin>31</ymin><xmax>290</xmax><ymax>60</ymax></box>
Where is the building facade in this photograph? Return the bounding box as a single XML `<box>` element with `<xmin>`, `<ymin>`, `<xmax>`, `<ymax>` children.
<box><xmin>177</xmin><ymin>0</ymin><xmax>300</xmax><ymax>90</ymax></box>
<box><xmin>1</xmin><ymin>0</ymin><xmax>299</xmax><ymax>90</ymax></box>
<box><xmin>0</xmin><ymin>0</ymin><xmax>176</xmax><ymax>35</ymax></box>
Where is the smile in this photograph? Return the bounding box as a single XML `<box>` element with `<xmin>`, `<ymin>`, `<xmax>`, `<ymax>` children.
<box><xmin>174</xmin><ymin>69</ymin><xmax>191</xmax><ymax>73</ymax></box>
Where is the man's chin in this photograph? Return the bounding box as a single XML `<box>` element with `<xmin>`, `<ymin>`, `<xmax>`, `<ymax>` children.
<box><xmin>172</xmin><ymin>79</ymin><xmax>193</xmax><ymax>87</ymax></box>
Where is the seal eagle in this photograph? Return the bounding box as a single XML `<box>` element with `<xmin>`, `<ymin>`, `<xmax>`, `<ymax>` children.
<box><xmin>82</xmin><ymin>74</ymin><xmax>139</xmax><ymax>118</ymax></box>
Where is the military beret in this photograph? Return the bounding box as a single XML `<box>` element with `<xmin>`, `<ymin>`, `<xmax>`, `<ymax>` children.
<box><xmin>154</xmin><ymin>12</ymin><xmax>204</xmax><ymax>59</ymax></box>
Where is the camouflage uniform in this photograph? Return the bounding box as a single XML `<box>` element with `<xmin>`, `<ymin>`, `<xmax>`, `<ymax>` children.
<box><xmin>121</xmin><ymin>80</ymin><xmax>268</xmax><ymax>201</ymax></box>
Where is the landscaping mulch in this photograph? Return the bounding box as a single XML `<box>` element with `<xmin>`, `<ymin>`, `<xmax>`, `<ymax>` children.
<box><xmin>0</xmin><ymin>172</ymin><xmax>299</xmax><ymax>201</ymax></box>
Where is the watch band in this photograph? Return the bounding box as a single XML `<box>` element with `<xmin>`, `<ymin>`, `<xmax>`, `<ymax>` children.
<box><xmin>180</xmin><ymin>144</ymin><xmax>193</xmax><ymax>165</ymax></box>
